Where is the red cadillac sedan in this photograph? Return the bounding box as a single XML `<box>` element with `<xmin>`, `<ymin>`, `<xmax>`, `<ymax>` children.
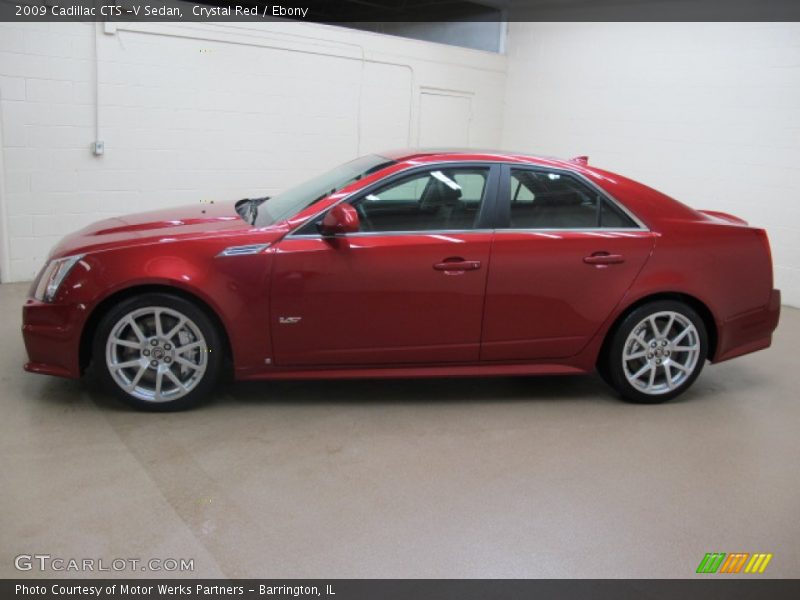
<box><xmin>22</xmin><ymin>150</ymin><xmax>780</xmax><ymax>410</ymax></box>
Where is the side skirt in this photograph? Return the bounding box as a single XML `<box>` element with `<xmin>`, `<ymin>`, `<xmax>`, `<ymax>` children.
<box><xmin>237</xmin><ymin>362</ymin><xmax>588</xmax><ymax>381</ymax></box>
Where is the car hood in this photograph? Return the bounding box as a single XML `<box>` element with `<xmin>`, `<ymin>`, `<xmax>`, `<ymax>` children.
<box><xmin>50</xmin><ymin>201</ymin><xmax>276</xmax><ymax>258</ymax></box>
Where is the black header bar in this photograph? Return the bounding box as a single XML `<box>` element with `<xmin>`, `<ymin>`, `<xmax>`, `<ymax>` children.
<box><xmin>4</xmin><ymin>579</ymin><xmax>800</xmax><ymax>600</ymax></box>
<box><xmin>2</xmin><ymin>0</ymin><xmax>799</xmax><ymax>23</ymax></box>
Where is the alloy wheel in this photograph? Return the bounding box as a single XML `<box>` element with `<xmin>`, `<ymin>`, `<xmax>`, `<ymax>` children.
<box><xmin>105</xmin><ymin>306</ymin><xmax>208</xmax><ymax>403</ymax></box>
<box><xmin>621</xmin><ymin>310</ymin><xmax>701</xmax><ymax>395</ymax></box>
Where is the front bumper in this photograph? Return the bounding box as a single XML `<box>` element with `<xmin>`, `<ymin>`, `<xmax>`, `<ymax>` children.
<box><xmin>714</xmin><ymin>289</ymin><xmax>781</xmax><ymax>362</ymax></box>
<box><xmin>22</xmin><ymin>297</ymin><xmax>89</xmax><ymax>379</ymax></box>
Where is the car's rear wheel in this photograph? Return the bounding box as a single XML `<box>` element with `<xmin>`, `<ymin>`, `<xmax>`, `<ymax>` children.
<box><xmin>602</xmin><ymin>300</ymin><xmax>708</xmax><ymax>403</ymax></box>
<box><xmin>93</xmin><ymin>293</ymin><xmax>222</xmax><ymax>411</ymax></box>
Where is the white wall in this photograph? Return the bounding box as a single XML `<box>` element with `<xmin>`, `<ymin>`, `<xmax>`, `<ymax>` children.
<box><xmin>502</xmin><ymin>22</ymin><xmax>800</xmax><ymax>307</ymax></box>
<box><xmin>0</xmin><ymin>21</ymin><xmax>507</xmax><ymax>282</ymax></box>
<box><xmin>3</xmin><ymin>21</ymin><xmax>799</xmax><ymax>308</ymax></box>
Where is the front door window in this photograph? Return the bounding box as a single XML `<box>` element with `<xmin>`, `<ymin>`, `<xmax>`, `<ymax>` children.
<box><xmin>353</xmin><ymin>167</ymin><xmax>491</xmax><ymax>232</ymax></box>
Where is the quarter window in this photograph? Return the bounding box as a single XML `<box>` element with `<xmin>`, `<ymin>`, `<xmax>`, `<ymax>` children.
<box><xmin>507</xmin><ymin>168</ymin><xmax>637</xmax><ymax>229</ymax></box>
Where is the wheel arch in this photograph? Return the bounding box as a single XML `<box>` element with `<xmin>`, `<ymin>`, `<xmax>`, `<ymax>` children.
<box><xmin>599</xmin><ymin>292</ymin><xmax>718</xmax><ymax>366</ymax></box>
<box><xmin>79</xmin><ymin>284</ymin><xmax>234</xmax><ymax>375</ymax></box>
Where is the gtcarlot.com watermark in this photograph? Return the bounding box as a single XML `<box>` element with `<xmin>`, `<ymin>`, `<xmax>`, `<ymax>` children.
<box><xmin>15</xmin><ymin>554</ymin><xmax>194</xmax><ymax>573</ymax></box>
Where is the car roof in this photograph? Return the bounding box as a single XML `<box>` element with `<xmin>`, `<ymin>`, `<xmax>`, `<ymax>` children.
<box><xmin>378</xmin><ymin>148</ymin><xmax>582</xmax><ymax>169</ymax></box>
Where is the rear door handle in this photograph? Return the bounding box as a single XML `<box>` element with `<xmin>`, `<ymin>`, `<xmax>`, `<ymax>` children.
<box><xmin>433</xmin><ymin>259</ymin><xmax>482</xmax><ymax>271</ymax></box>
<box><xmin>583</xmin><ymin>252</ymin><xmax>625</xmax><ymax>265</ymax></box>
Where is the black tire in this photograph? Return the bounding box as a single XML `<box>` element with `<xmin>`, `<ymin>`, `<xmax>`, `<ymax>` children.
<box><xmin>600</xmin><ymin>300</ymin><xmax>708</xmax><ymax>404</ymax></box>
<box><xmin>93</xmin><ymin>293</ymin><xmax>223</xmax><ymax>411</ymax></box>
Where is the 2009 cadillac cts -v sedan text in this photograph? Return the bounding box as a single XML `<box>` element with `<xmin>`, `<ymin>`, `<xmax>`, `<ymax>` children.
<box><xmin>22</xmin><ymin>150</ymin><xmax>781</xmax><ymax>410</ymax></box>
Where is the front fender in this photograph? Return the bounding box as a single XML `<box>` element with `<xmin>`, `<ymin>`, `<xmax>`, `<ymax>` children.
<box><xmin>58</xmin><ymin>241</ymin><xmax>274</xmax><ymax>377</ymax></box>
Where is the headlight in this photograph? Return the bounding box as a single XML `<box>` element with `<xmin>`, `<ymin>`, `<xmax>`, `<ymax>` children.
<box><xmin>33</xmin><ymin>254</ymin><xmax>85</xmax><ymax>302</ymax></box>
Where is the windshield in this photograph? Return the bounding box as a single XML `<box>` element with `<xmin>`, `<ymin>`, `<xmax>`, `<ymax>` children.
<box><xmin>253</xmin><ymin>154</ymin><xmax>395</xmax><ymax>227</ymax></box>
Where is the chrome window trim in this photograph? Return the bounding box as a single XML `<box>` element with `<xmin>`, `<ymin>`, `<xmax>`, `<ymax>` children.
<box><xmin>494</xmin><ymin>227</ymin><xmax>648</xmax><ymax>233</ymax></box>
<box><xmin>289</xmin><ymin>228</ymin><xmax>494</xmax><ymax>239</ymax></box>
<box><xmin>283</xmin><ymin>160</ymin><xmax>650</xmax><ymax>239</ymax></box>
<box><xmin>287</xmin><ymin>227</ymin><xmax>647</xmax><ymax>240</ymax></box>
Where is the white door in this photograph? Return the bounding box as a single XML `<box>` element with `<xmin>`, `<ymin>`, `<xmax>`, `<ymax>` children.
<box><xmin>418</xmin><ymin>92</ymin><xmax>472</xmax><ymax>147</ymax></box>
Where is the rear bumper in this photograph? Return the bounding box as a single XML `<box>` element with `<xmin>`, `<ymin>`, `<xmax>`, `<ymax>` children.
<box><xmin>22</xmin><ymin>298</ymin><xmax>87</xmax><ymax>379</ymax></box>
<box><xmin>714</xmin><ymin>289</ymin><xmax>781</xmax><ymax>363</ymax></box>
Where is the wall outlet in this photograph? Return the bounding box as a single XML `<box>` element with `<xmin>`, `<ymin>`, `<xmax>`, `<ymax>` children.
<box><xmin>92</xmin><ymin>141</ymin><xmax>104</xmax><ymax>156</ymax></box>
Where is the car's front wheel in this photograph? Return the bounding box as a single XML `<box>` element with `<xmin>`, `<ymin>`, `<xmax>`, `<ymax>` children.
<box><xmin>601</xmin><ymin>300</ymin><xmax>708</xmax><ymax>404</ymax></box>
<box><xmin>93</xmin><ymin>293</ymin><xmax>222</xmax><ymax>411</ymax></box>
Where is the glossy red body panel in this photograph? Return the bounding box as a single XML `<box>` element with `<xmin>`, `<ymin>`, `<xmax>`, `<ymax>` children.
<box><xmin>22</xmin><ymin>150</ymin><xmax>780</xmax><ymax>383</ymax></box>
<box><xmin>271</xmin><ymin>233</ymin><xmax>492</xmax><ymax>365</ymax></box>
<box><xmin>481</xmin><ymin>231</ymin><xmax>657</xmax><ymax>360</ymax></box>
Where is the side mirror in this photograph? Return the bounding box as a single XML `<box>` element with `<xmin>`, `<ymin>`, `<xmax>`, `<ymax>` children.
<box><xmin>319</xmin><ymin>203</ymin><xmax>360</xmax><ymax>237</ymax></box>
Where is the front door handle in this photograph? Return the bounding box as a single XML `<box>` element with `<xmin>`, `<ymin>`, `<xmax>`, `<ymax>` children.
<box><xmin>583</xmin><ymin>252</ymin><xmax>625</xmax><ymax>265</ymax></box>
<box><xmin>433</xmin><ymin>259</ymin><xmax>482</xmax><ymax>272</ymax></box>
